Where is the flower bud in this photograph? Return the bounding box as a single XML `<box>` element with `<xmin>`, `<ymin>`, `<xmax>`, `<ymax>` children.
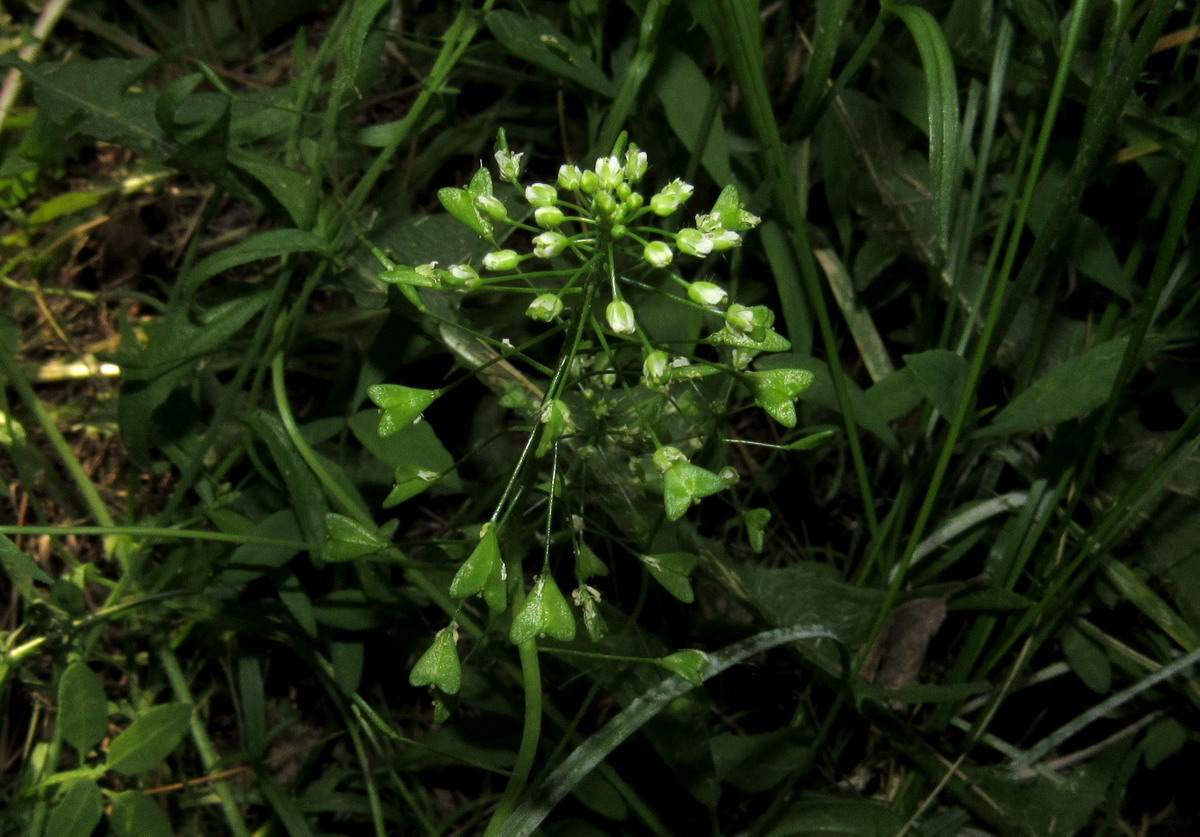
<box><xmin>676</xmin><ymin>228</ymin><xmax>713</xmax><ymax>256</ymax></box>
<box><xmin>579</xmin><ymin>170</ymin><xmax>600</xmax><ymax>194</ymax></box>
<box><xmin>642</xmin><ymin>350</ymin><xmax>670</xmax><ymax>385</ymax></box>
<box><xmin>695</xmin><ymin>212</ymin><xmax>724</xmax><ymax>234</ymax></box>
<box><xmin>624</xmin><ymin>146</ymin><xmax>648</xmax><ymax>182</ymax></box>
<box><xmin>652</xmin><ymin>445</ymin><xmax>687</xmax><ymax>472</ymax></box>
<box><xmin>650</xmin><ymin>179</ymin><xmax>694</xmax><ymax>215</ymax></box>
<box><xmin>474</xmin><ymin>194</ymin><xmax>507</xmax><ymax>220</ymax></box>
<box><xmin>605</xmin><ymin>300</ymin><xmax>637</xmax><ymax>334</ymax></box>
<box><xmin>524</xmin><ymin>182</ymin><xmax>557</xmax><ymax>207</ymax></box>
<box><xmin>595</xmin><ymin>155</ymin><xmax>624</xmax><ymax>190</ymax></box>
<box><xmin>687</xmin><ymin>281</ymin><xmax>728</xmax><ymax>308</ymax></box>
<box><xmin>725</xmin><ymin>303</ymin><xmax>755</xmax><ymax>333</ymax></box>
<box><xmin>533</xmin><ymin>231</ymin><xmax>568</xmax><ymax>258</ymax></box>
<box><xmin>445</xmin><ymin>264</ymin><xmax>481</xmax><ymax>288</ymax></box>
<box><xmin>710</xmin><ymin>230</ymin><xmax>742</xmax><ymax>251</ymax></box>
<box><xmin>526</xmin><ymin>294</ymin><xmax>564</xmax><ymax>321</ymax></box>
<box><xmin>558</xmin><ymin>164</ymin><xmax>583</xmax><ymax>190</ymax></box>
<box><xmin>483</xmin><ymin>250</ymin><xmax>521</xmax><ymax>271</ymax></box>
<box><xmin>643</xmin><ymin>240</ymin><xmax>673</xmax><ymax>268</ymax></box>
<box><xmin>494</xmin><ymin>149</ymin><xmax>524</xmax><ymax>182</ymax></box>
<box><xmin>534</xmin><ymin>205</ymin><xmax>565</xmax><ymax>228</ymax></box>
<box><xmin>594</xmin><ymin>191</ymin><xmax>617</xmax><ymax>216</ymax></box>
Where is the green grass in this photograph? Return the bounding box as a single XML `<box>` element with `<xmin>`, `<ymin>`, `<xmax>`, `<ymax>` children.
<box><xmin>1</xmin><ymin>1</ymin><xmax>1199</xmax><ymax>835</ymax></box>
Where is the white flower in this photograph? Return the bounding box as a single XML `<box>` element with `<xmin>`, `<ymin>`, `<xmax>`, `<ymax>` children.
<box><xmin>605</xmin><ymin>300</ymin><xmax>636</xmax><ymax>334</ymax></box>
<box><xmin>709</xmin><ymin>229</ymin><xmax>742</xmax><ymax>251</ymax></box>
<box><xmin>558</xmin><ymin>164</ymin><xmax>583</xmax><ymax>190</ymax></box>
<box><xmin>524</xmin><ymin>182</ymin><xmax>557</xmax><ymax>207</ymax></box>
<box><xmin>676</xmin><ymin>228</ymin><xmax>713</xmax><ymax>256</ymax></box>
<box><xmin>445</xmin><ymin>264</ymin><xmax>481</xmax><ymax>287</ymax></box>
<box><xmin>643</xmin><ymin>240</ymin><xmax>673</xmax><ymax>268</ymax></box>
<box><xmin>595</xmin><ymin>156</ymin><xmax>624</xmax><ymax>190</ymax></box>
<box><xmin>725</xmin><ymin>303</ymin><xmax>755</xmax><ymax>332</ymax></box>
<box><xmin>695</xmin><ymin>213</ymin><xmax>724</xmax><ymax>234</ymax></box>
<box><xmin>495</xmin><ymin>149</ymin><xmax>524</xmax><ymax>182</ymax></box>
<box><xmin>526</xmin><ymin>294</ymin><xmax>564</xmax><ymax>321</ymax></box>
<box><xmin>687</xmin><ymin>282</ymin><xmax>728</xmax><ymax>308</ymax></box>
<box><xmin>649</xmin><ymin>179</ymin><xmax>694</xmax><ymax>215</ymax></box>
<box><xmin>483</xmin><ymin>250</ymin><xmax>521</xmax><ymax>271</ymax></box>
<box><xmin>533</xmin><ymin>231</ymin><xmax>568</xmax><ymax>258</ymax></box>
<box><xmin>474</xmin><ymin>194</ymin><xmax>507</xmax><ymax>220</ymax></box>
<box><xmin>642</xmin><ymin>350</ymin><xmax>669</xmax><ymax>385</ymax></box>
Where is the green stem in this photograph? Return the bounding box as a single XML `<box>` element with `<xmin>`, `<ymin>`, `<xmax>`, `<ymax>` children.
<box><xmin>157</xmin><ymin>643</ymin><xmax>251</xmax><ymax>837</ymax></box>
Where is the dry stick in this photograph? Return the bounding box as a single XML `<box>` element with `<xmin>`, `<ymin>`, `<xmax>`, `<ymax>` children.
<box><xmin>0</xmin><ymin>0</ymin><xmax>74</xmax><ymax>132</ymax></box>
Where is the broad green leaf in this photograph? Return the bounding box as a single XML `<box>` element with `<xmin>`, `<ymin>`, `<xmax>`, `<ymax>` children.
<box><xmin>218</xmin><ymin>510</ymin><xmax>304</xmax><ymax>587</ymax></box>
<box><xmin>182</xmin><ymin>228</ymin><xmax>327</xmax><ymax>294</ymax></box>
<box><xmin>367</xmin><ymin>384</ymin><xmax>442</xmax><ymax>437</ymax></box>
<box><xmin>321</xmin><ymin>513</ymin><xmax>390</xmax><ymax>562</ymax></box>
<box><xmin>904</xmin><ymin>349</ymin><xmax>968</xmax><ymax>419</ymax></box>
<box><xmin>654</xmin><ymin>650</ymin><xmax>709</xmax><ymax>687</ymax></box>
<box><xmin>654</xmin><ymin>52</ymin><xmax>732</xmax><ymax>185</ymax></box>
<box><xmin>58</xmin><ymin>662</ymin><xmax>109</xmax><ymax>753</ymax></box>
<box><xmin>485</xmin><ymin>11</ymin><xmax>615</xmax><ymax>97</ymax></box>
<box><xmin>640</xmin><ymin>552</ymin><xmax>699</xmax><ymax>603</ymax></box>
<box><xmin>510</xmin><ymin>574</ymin><xmax>577</xmax><ymax>643</ymax></box>
<box><xmin>663</xmin><ymin>463</ymin><xmax>726</xmax><ymax>521</ymax></box>
<box><xmin>1143</xmin><ymin>717</ymin><xmax>1187</xmax><ymax>769</ymax></box>
<box><xmin>109</xmin><ymin>791</ymin><xmax>173</xmax><ymax>837</ymax></box>
<box><xmin>975</xmin><ymin>338</ymin><xmax>1128</xmax><ymax>438</ymax></box>
<box><xmin>347</xmin><ymin>409</ymin><xmax>459</xmax><ymax>499</ymax></box>
<box><xmin>46</xmin><ymin>779</ymin><xmax>103</xmax><ymax>837</ymax></box>
<box><xmin>105</xmin><ymin>703</ymin><xmax>193</xmax><ymax>775</ymax></box>
<box><xmin>744</xmin><ymin>368</ymin><xmax>815</xmax><ymax>427</ymax></box>
<box><xmin>229</xmin><ymin>152</ymin><xmax>316</xmax><ymax>228</ymax></box>
<box><xmin>409</xmin><ymin>626</ymin><xmax>462</xmax><ymax>694</ymax></box>
<box><xmin>1061</xmin><ymin>626</ymin><xmax>1112</xmax><ymax>694</ymax></box>
<box><xmin>117</xmin><ymin>287</ymin><xmax>271</xmax><ymax>462</ymax></box>
<box><xmin>16</xmin><ymin>55</ymin><xmax>161</xmax><ymax>149</ymax></box>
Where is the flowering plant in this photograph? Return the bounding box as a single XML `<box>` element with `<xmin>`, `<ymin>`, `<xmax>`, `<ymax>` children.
<box><xmin>363</xmin><ymin>132</ymin><xmax>815</xmax><ymax>710</ymax></box>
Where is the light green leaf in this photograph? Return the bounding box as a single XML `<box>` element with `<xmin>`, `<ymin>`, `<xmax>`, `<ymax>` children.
<box><xmin>655</xmin><ymin>650</ymin><xmax>709</xmax><ymax>687</ymax></box>
<box><xmin>409</xmin><ymin>626</ymin><xmax>462</xmax><ymax>695</ymax></box>
<box><xmin>58</xmin><ymin>662</ymin><xmax>109</xmax><ymax>753</ymax></box>
<box><xmin>449</xmin><ymin>526</ymin><xmax>503</xmax><ymax>604</ymax></box>
<box><xmin>654</xmin><ymin>52</ymin><xmax>732</xmax><ymax>185</ymax></box>
<box><xmin>105</xmin><ymin>703</ymin><xmax>193</xmax><ymax>775</ymax></box>
<box><xmin>663</xmin><ymin>463</ymin><xmax>726</xmax><ymax>521</ymax></box>
<box><xmin>437</xmin><ymin>186</ymin><xmax>493</xmax><ymax>241</ymax></box>
<box><xmin>367</xmin><ymin>384</ymin><xmax>442</xmax><ymax>437</ymax></box>
<box><xmin>640</xmin><ymin>552</ymin><xmax>699</xmax><ymax>603</ymax></box>
<box><xmin>745</xmin><ymin>368</ymin><xmax>815</xmax><ymax>427</ymax></box>
<box><xmin>510</xmin><ymin>574</ymin><xmax>577</xmax><ymax>643</ymax></box>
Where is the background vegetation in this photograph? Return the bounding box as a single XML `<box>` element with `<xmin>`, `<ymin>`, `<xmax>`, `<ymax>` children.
<box><xmin>1</xmin><ymin>0</ymin><xmax>1198</xmax><ymax>834</ymax></box>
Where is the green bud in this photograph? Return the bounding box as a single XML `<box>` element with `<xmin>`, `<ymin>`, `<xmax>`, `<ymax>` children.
<box><xmin>534</xmin><ymin>205</ymin><xmax>565</xmax><ymax>227</ymax></box>
<box><xmin>643</xmin><ymin>240</ymin><xmax>673</xmax><ymax>268</ymax></box>
<box><xmin>687</xmin><ymin>281</ymin><xmax>728</xmax><ymax>308</ymax></box>
<box><xmin>533</xmin><ymin>231</ymin><xmax>568</xmax><ymax>258</ymax></box>
<box><xmin>676</xmin><ymin>228</ymin><xmax>713</xmax><ymax>256</ymax></box>
<box><xmin>558</xmin><ymin>164</ymin><xmax>583</xmax><ymax>190</ymax></box>
<box><xmin>527</xmin><ymin>293</ymin><xmax>564</xmax><ymax>322</ymax></box>
<box><xmin>524</xmin><ymin>182</ymin><xmax>557</xmax><ymax>207</ymax></box>
<box><xmin>474</xmin><ymin>194</ymin><xmax>507</xmax><ymax>220</ymax></box>
<box><xmin>483</xmin><ymin>249</ymin><xmax>521</xmax><ymax>271</ymax></box>
<box><xmin>605</xmin><ymin>300</ymin><xmax>636</xmax><ymax>334</ymax></box>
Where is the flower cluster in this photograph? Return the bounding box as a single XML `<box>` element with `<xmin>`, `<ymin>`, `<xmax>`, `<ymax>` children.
<box><xmin>379</xmin><ymin>138</ymin><xmax>764</xmax><ymax>341</ymax></box>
